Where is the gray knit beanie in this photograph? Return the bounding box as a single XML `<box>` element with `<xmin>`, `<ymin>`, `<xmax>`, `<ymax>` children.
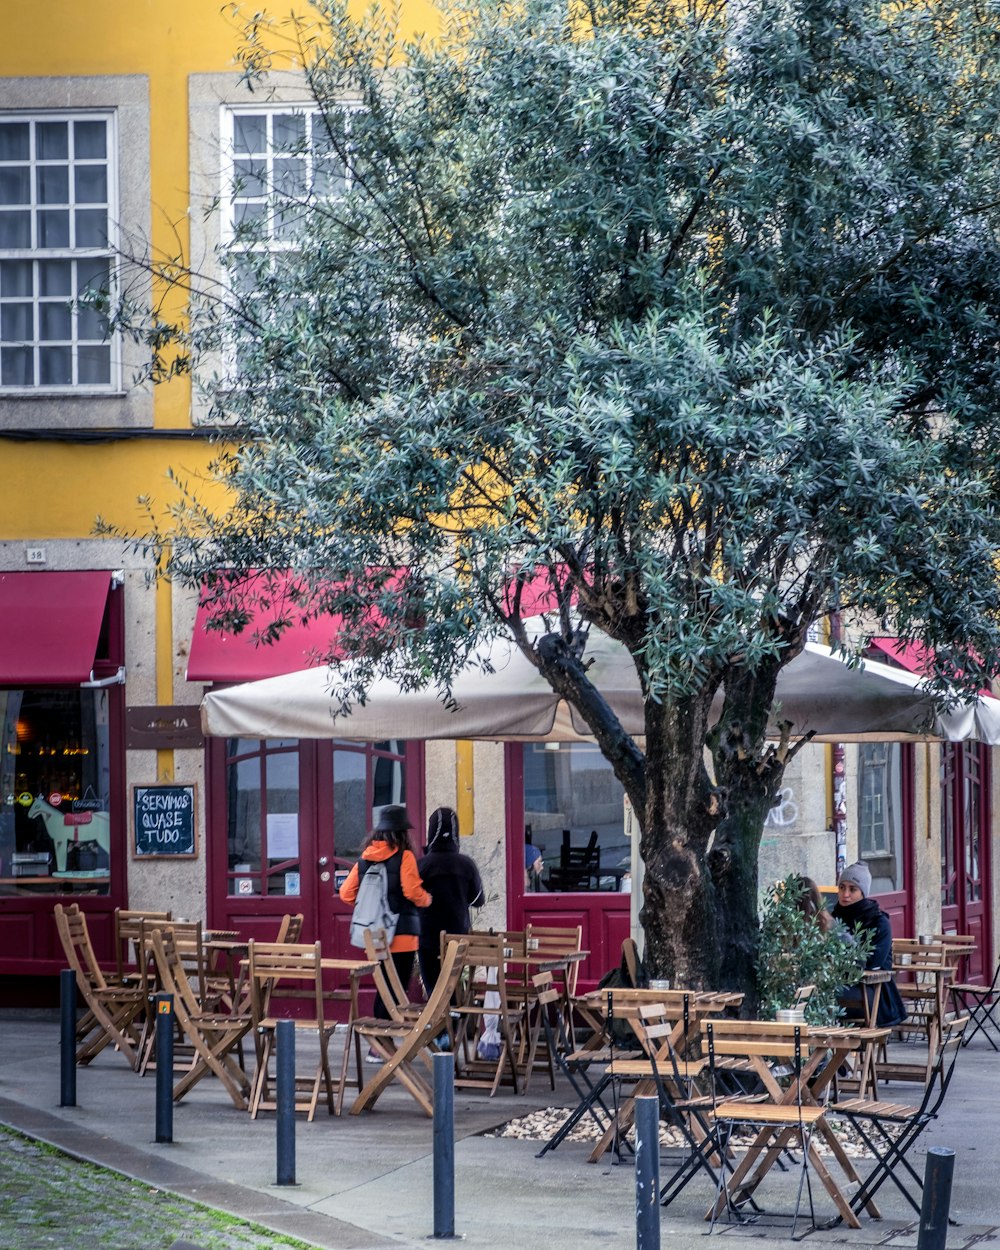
<box><xmin>838</xmin><ymin>861</ymin><xmax>872</xmax><ymax>898</ymax></box>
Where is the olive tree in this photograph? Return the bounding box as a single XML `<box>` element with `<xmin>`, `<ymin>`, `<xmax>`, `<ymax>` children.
<box><xmin>114</xmin><ymin>0</ymin><xmax>1000</xmax><ymax>994</ymax></box>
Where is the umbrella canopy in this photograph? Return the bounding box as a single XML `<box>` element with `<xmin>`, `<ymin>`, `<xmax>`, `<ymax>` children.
<box><xmin>200</xmin><ymin>627</ymin><xmax>1000</xmax><ymax>745</ymax></box>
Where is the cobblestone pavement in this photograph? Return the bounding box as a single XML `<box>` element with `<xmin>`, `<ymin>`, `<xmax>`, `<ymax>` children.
<box><xmin>0</xmin><ymin>1127</ymin><xmax>319</xmax><ymax>1250</ymax></box>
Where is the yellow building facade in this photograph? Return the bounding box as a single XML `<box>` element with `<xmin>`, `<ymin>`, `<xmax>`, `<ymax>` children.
<box><xmin>1</xmin><ymin>2</ymin><xmax>996</xmax><ymax>997</ymax></box>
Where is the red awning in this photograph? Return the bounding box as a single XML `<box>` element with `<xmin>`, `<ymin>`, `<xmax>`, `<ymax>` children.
<box><xmin>186</xmin><ymin>582</ymin><xmax>346</xmax><ymax>683</ymax></box>
<box><xmin>870</xmin><ymin>636</ymin><xmax>991</xmax><ymax>695</ymax></box>
<box><xmin>0</xmin><ymin>570</ymin><xmax>112</xmax><ymax>685</ymax></box>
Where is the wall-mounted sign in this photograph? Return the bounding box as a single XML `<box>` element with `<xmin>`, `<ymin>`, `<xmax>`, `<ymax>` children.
<box><xmin>131</xmin><ymin>784</ymin><xmax>198</xmax><ymax>859</ymax></box>
<box><xmin>126</xmin><ymin>705</ymin><xmax>204</xmax><ymax>751</ymax></box>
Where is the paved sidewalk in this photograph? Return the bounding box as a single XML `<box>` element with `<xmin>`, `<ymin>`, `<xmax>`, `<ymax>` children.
<box><xmin>1</xmin><ymin>1012</ymin><xmax>998</xmax><ymax>1250</ymax></box>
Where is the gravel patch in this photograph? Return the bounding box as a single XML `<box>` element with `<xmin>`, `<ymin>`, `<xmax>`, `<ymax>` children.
<box><xmin>482</xmin><ymin>1106</ymin><xmax>876</xmax><ymax>1157</ymax></box>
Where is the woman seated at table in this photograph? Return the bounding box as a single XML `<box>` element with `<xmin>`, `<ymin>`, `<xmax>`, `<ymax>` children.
<box><xmin>831</xmin><ymin>861</ymin><xmax>907</xmax><ymax>1028</ymax></box>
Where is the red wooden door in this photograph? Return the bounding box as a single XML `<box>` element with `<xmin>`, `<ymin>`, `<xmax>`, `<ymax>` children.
<box><xmin>207</xmin><ymin>735</ymin><xmax>424</xmax><ymax>964</ymax></box>
<box><xmin>941</xmin><ymin>743</ymin><xmax>991</xmax><ymax>982</ymax></box>
<box><xmin>505</xmin><ymin>743</ymin><xmax>631</xmax><ymax>990</ymax></box>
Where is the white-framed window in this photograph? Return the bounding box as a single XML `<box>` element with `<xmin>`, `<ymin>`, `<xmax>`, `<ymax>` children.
<box><xmin>0</xmin><ymin>111</ymin><xmax>117</xmax><ymax>392</ymax></box>
<box><xmin>221</xmin><ymin>106</ymin><xmax>348</xmax><ymax>255</ymax></box>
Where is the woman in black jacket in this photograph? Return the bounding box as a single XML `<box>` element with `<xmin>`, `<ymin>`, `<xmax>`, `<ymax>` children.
<box><xmin>832</xmin><ymin>861</ymin><xmax>908</xmax><ymax>1028</ymax></box>
<box><xmin>417</xmin><ymin>806</ymin><xmax>484</xmax><ymax>992</ymax></box>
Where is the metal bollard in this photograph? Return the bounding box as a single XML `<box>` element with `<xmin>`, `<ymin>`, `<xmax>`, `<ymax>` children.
<box><xmin>917</xmin><ymin>1147</ymin><xmax>955</xmax><ymax>1250</ymax></box>
<box><xmin>155</xmin><ymin>993</ymin><xmax>174</xmax><ymax>1143</ymax></box>
<box><xmin>432</xmin><ymin>1051</ymin><xmax>456</xmax><ymax>1238</ymax></box>
<box><xmin>275</xmin><ymin>1019</ymin><xmax>296</xmax><ymax>1185</ymax></box>
<box><xmin>59</xmin><ymin>968</ymin><xmax>77</xmax><ymax>1107</ymax></box>
<box><xmin>634</xmin><ymin>1095</ymin><xmax>661</xmax><ymax>1250</ymax></box>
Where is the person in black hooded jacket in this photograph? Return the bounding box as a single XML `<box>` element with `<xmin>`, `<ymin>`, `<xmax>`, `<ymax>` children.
<box><xmin>831</xmin><ymin>860</ymin><xmax>908</xmax><ymax>1028</ymax></box>
<box><xmin>417</xmin><ymin>806</ymin><xmax>484</xmax><ymax>992</ymax></box>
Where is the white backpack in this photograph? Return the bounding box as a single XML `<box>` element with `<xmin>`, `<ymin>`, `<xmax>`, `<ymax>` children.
<box><xmin>349</xmin><ymin>861</ymin><xmax>399</xmax><ymax>949</ymax></box>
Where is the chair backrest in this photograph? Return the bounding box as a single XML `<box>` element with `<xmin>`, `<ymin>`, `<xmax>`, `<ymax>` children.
<box><xmin>704</xmin><ymin>1019</ymin><xmax>811</xmax><ymax>1110</ymax></box>
<box><xmin>141</xmin><ymin>918</ymin><xmax>206</xmax><ymax>1002</ymax></box>
<box><xmin>621</xmin><ymin>937</ymin><xmax>641</xmax><ymax>987</ymax></box>
<box><xmin>409</xmin><ymin>938</ymin><xmax>468</xmax><ymax>1036</ymax></box>
<box><xmin>54</xmin><ymin>902</ymin><xmax>107</xmax><ymax>993</ymax></box>
<box><xmin>149</xmin><ymin>926</ymin><xmax>203</xmax><ymax>1021</ymax></box>
<box><xmin>793</xmin><ymin>984</ymin><xmax>815</xmax><ymax>1008</ymax></box>
<box><xmin>893</xmin><ymin>939</ymin><xmax>951</xmax><ymax>971</ymax></box>
<box><xmin>114</xmin><ymin>908</ymin><xmax>171</xmax><ymax>982</ymax></box>
<box><xmin>918</xmin><ymin>1014</ymin><xmax>969</xmax><ymax>1116</ymax></box>
<box><xmin>248</xmin><ymin>940</ymin><xmax>325</xmax><ymax>1026</ymax></box>
<box><xmin>275</xmin><ymin>912</ymin><xmax>304</xmax><ymax>943</ymax></box>
<box><xmin>364</xmin><ymin>925</ymin><xmax>413</xmax><ymax>1018</ymax></box>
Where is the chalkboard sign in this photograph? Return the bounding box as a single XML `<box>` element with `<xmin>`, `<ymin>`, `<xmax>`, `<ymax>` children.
<box><xmin>131</xmin><ymin>784</ymin><xmax>198</xmax><ymax>859</ymax></box>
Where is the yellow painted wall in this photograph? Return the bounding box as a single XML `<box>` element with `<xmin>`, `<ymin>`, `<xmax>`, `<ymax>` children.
<box><xmin>0</xmin><ymin>440</ymin><xmax>229</xmax><ymax>538</ymax></box>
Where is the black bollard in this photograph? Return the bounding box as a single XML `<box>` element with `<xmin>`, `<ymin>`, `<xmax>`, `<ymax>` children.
<box><xmin>276</xmin><ymin>1019</ymin><xmax>296</xmax><ymax>1185</ymax></box>
<box><xmin>59</xmin><ymin>968</ymin><xmax>77</xmax><ymax>1107</ymax></box>
<box><xmin>634</xmin><ymin>1095</ymin><xmax>660</xmax><ymax>1250</ymax></box>
<box><xmin>155</xmin><ymin>993</ymin><xmax>174</xmax><ymax>1143</ymax></box>
<box><xmin>917</xmin><ymin>1147</ymin><xmax>955</xmax><ymax>1250</ymax></box>
<box><xmin>432</xmin><ymin>1051</ymin><xmax>456</xmax><ymax>1238</ymax></box>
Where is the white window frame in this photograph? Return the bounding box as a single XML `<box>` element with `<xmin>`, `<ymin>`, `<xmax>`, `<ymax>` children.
<box><xmin>0</xmin><ymin>109</ymin><xmax>120</xmax><ymax>394</ymax></box>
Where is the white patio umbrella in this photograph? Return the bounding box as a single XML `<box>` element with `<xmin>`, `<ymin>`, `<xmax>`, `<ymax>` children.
<box><xmin>199</xmin><ymin>625</ymin><xmax>1000</xmax><ymax>744</ymax></box>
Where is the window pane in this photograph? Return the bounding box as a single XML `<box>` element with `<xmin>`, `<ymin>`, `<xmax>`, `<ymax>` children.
<box><xmin>36</xmin><ymin>121</ymin><xmax>69</xmax><ymax>160</ymax></box>
<box><xmin>523</xmin><ymin>743</ymin><xmax>629</xmax><ymax>892</ymax></box>
<box><xmin>234</xmin><ymin>113</ymin><xmax>266</xmax><ymax>154</ymax></box>
<box><xmin>0</xmin><ymin>167</ymin><xmax>30</xmax><ymax>205</ymax></box>
<box><xmin>1</xmin><ymin>303</ymin><xmax>32</xmax><ymax>340</ymax></box>
<box><xmin>38</xmin><ymin>210</ymin><xmax>70</xmax><ymax>248</ymax></box>
<box><xmin>0</xmin><ymin>211</ymin><xmax>31</xmax><ymax>248</ymax></box>
<box><xmin>39</xmin><ymin>345</ymin><xmax>72</xmax><ymax>384</ymax></box>
<box><xmin>233</xmin><ymin>158</ymin><xmax>266</xmax><ymax>198</ymax></box>
<box><xmin>333</xmin><ymin>748</ymin><xmax>367</xmax><ymax>863</ymax></box>
<box><xmin>272</xmin><ymin>113</ymin><xmax>306</xmax><ymax>149</ymax></box>
<box><xmin>74</xmin><ymin>119</ymin><xmax>106</xmax><ymax>159</ymax></box>
<box><xmin>39</xmin><ymin>260</ymin><xmax>73</xmax><ymax>296</ymax></box>
<box><xmin>0</xmin><ymin>260</ymin><xmax>32</xmax><ymax>296</ymax></box>
<box><xmin>0</xmin><ymin>345</ymin><xmax>32</xmax><ymax>385</ymax></box>
<box><xmin>74</xmin><ymin>165</ymin><xmax>107</xmax><ymax>204</ymax></box>
<box><xmin>0</xmin><ymin>687</ymin><xmax>113</xmax><ymax>896</ymax></box>
<box><xmin>274</xmin><ymin>157</ymin><xmax>305</xmax><ymax>198</ymax></box>
<box><xmin>37</xmin><ymin>165</ymin><xmax>69</xmax><ymax>204</ymax></box>
<box><xmin>78</xmin><ymin>302</ymin><xmax>109</xmax><ymax>339</ymax></box>
<box><xmin>234</xmin><ymin>200</ymin><xmax>266</xmax><ymax>232</ymax></box>
<box><xmin>75</xmin><ymin>208</ymin><xmax>108</xmax><ymax>247</ymax></box>
<box><xmin>77</xmin><ymin>257</ymin><xmax>110</xmax><ymax>293</ymax></box>
<box><xmin>39</xmin><ymin>302</ymin><xmax>72</xmax><ymax>340</ymax></box>
<box><xmin>0</xmin><ymin>122</ymin><xmax>30</xmax><ymax>160</ymax></box>
<box><xmin>78</xmin><ymin>345</ymin><xmax>110</xmax><ymax>384</ymax></box>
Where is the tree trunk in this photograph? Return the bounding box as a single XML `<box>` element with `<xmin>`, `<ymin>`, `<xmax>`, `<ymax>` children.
<box><xmin>639</xmin><ymin>691</ymin><xmax>723</xmax><ymax>988</ymax></box>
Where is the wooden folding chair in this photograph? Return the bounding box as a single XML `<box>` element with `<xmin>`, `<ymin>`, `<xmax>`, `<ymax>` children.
<box><xmin>830</xmin><ymin>1016</ymin><xmax>969</xmax><ymax>1221</ymax></box>
<box><xmin>447</xmin><ymin>931</ymin><xmax>523</xmax><ymax>1095</ymax></box>
<box><xmin>951</xmin><ymin>957</ymin><xmax>1000</xmax><ymax>1050</ymax></box>
<box><xmin>275</xmin><ymin>912</ymin><xmax>304</xmax><ymax>943</ymax></box>
<box><xmin>149</xmin><ymin>927</ymin><xmax>253</xmax><ymax>1110</ymax></box>
<box><xmin>350</xmin><ymin>938</ymin><xmax>469</xmax><ymax>1116</ymax></box>
<box><xmin>54</xmin><ymin>903</ymin><xmax>145</xmax><ymax>1071</ymax></box>
<box><xmin>526</xmin><ymin>922</ymin><xmax>583</xmax><ymax>1046</ymax></box>
<box><xmin>248</xmin><ymin>940</ymin><xmax>339</xmax><ymax>1120</ymax></box>
<box><xmin>364</xmin><ymin>927</ymin><xmax>423</xmax><ymax>1023</ymax></box>
<box><xmin>114</xmin><ymin>908</ymin><xmax>171</xmax><ymax>985</ymax></box>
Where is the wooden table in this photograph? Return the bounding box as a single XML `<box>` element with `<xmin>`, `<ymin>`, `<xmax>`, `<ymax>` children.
<box><xmin>706</xmin><ymin>1024</ymin><xmax>890</xmax><ymax>1229</ymax></box>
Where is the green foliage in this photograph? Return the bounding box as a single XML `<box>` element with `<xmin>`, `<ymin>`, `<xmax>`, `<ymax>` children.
<box><xmin>756</xmin><ymin>876</ymin><xmax>872</xmax><ymax>1025</ymax></box>
<box><xmin>110</xmin><ymin>0</ymin><xmax>1000</xmax><ymax>986</ymax></box>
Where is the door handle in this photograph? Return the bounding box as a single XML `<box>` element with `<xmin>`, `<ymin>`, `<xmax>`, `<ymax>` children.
<box><xmin>318</xmin><ymin>856</ymin><xmax>329</xmax><ymax>867</ymax></box>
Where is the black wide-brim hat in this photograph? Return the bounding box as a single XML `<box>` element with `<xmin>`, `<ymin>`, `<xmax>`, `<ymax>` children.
<box><xmin>374</xmin><ymin>804</ymin><xmax>414</xmax><ymax>833</ymax></box>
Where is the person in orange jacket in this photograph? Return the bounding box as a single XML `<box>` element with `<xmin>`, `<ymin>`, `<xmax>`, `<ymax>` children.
<box><xmin>339</xmin><ymin>804</ymin><xmax>431</xmax><ymax>1025</ymax></box>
